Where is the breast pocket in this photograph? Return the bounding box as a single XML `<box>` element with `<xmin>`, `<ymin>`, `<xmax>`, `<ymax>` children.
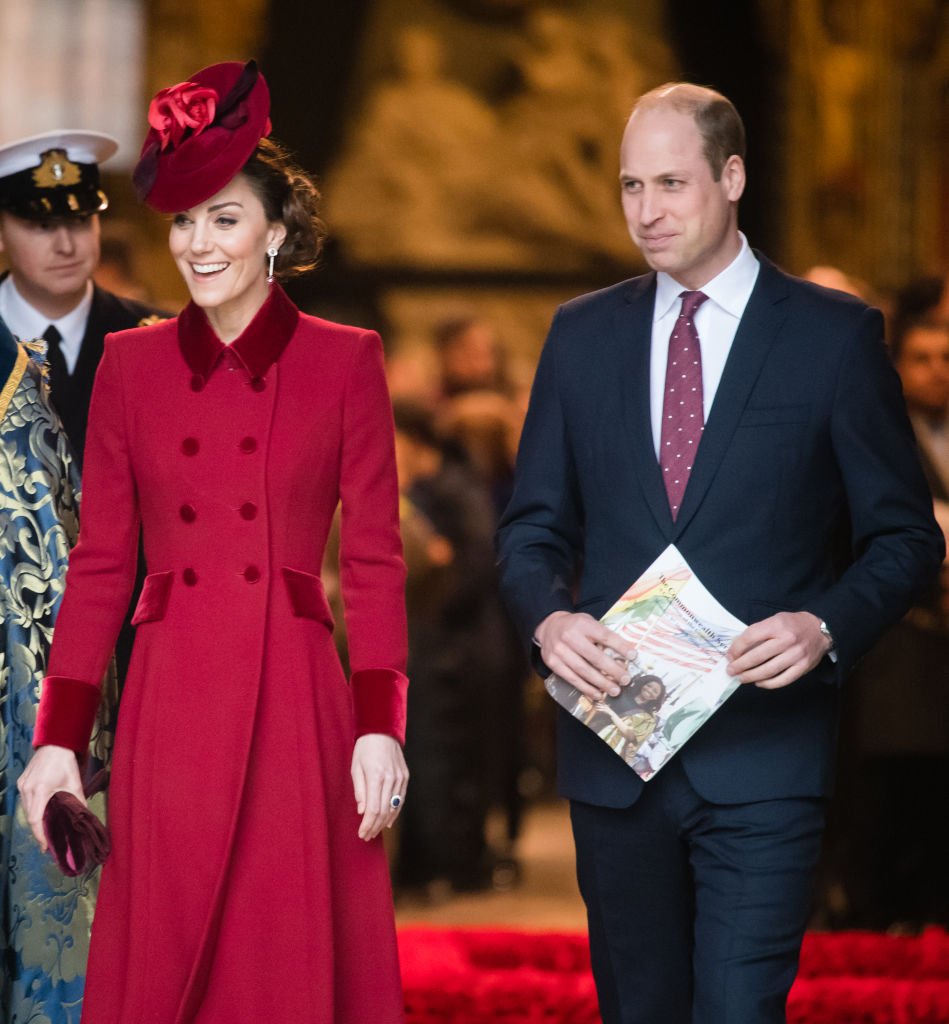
<box><xmin>282</xmin><ymin>567</ymin><xmax>335</xmax><ymax>631</ymax></box>
<box><xmin>131</xmin><ymin>570</ymin><xmax>174</xmax><ymax>625</ymax></box>
<box><xmin>735</xmin><ymin>403</ymin><xmax>811</xmax><ymax>429</ymax></box>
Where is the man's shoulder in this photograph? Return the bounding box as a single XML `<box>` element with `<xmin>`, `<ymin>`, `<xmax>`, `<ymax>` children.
<box><xmin>755</xmin><ymin>253</ymin><xmax>878</xmax><ymax>324</ymax></box>
<box><xmin>89</xmin><ymin>285</ymin><xmax>171</xmax><ymax>333</ymax></box>
<box><xmin>557</xmin><ymin>274</ymin><xmax>653</xmax><ymax>319</ymax></box>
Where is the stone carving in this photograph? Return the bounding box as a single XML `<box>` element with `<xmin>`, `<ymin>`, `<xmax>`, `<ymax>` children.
<box><xmin>326</xmin><ymin>15</ymin><xmax>672</xmax><ymax>271</ymax></box>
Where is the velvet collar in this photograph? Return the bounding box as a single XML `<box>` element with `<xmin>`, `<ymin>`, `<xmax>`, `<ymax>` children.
<box><xmin>177</xmin><ymin>283</ymin><xmax>300</xmax><ymax>381</ymax></box>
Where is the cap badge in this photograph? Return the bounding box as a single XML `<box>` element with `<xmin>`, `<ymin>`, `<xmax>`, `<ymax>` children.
<box><xmin>33</xmin><ymin>149</ymin><xmax>81</xmax><ymax>189</ymax></box>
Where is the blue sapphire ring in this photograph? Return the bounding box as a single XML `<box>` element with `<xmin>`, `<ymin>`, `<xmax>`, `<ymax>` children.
<box><xmin>389</xmin><ymin>794</ymin><xmax>403</xmax><ymax>810</ymax></box>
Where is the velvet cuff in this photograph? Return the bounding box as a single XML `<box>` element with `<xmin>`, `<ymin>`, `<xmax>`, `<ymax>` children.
<box><xmin>351</xmin><ymin>668</ymin><xmax>408</xmax><ymax>745</ymax></box>
<box><xmin>34</xmin><ymin>676</ymin><xmax>101</xmax><ymax>752</ymax></box>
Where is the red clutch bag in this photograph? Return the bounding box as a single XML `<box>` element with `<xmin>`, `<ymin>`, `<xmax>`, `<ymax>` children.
<box><xmin>42</xmin><ymin>769</ymin><xmax>110</xmax><ymax>877</ymax></box>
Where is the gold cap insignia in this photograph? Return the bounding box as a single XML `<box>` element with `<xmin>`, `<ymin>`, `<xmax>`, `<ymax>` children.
<box><xmin>33</xmin><ymin>149</ymin><xmax>82</xmax><ymax>189</ymax></box>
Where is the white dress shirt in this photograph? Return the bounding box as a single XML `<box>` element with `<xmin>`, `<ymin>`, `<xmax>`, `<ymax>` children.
<box><xmin>0</xmin><ymin>275</ymin><xmax>92</xmax><ymax>374</ymax></box>
<box><xmin>649</xmin><ymin>234</ymin><xmax>760</xmax><ymax>457</ymax></box>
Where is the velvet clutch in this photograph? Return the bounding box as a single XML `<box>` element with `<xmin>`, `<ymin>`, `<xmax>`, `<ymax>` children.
<box><xmin>42</xmin><ymin>769</ymin><xmax>110</xmax><ymax>877</ymax></box>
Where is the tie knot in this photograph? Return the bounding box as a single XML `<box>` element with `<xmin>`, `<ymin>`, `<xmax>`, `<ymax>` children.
<box><xmin>43</xmin><ymin>324</ymin><xmax>62</xmax><ymax>349</ymax></box>
<box><xmin>679</xmin><ymin>290</ymin><xmax>708</xmax><ymax>319</ymax></box>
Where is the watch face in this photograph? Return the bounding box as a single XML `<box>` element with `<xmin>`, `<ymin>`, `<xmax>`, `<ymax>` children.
<box><xmin>819</xmin><ymin>621</ymin><xmax>835</xmax><ymax>647</ymax></box>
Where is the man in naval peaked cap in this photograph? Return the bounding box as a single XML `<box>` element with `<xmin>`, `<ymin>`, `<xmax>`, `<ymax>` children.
<box><xmin>0</xmin><ymin>130</ymin><xmax>166</xmax><ymax>467</ymax></box>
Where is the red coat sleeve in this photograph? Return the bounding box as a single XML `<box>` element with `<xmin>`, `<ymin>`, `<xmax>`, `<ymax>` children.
<box><xmin>35</xmin><ymin>335</ymin><xmax>140</xmax><ymax>751</ymax></box>
<box><xmin>338</xmin><ymin>330</ymin><xmax>409</xmax><ymax>743</ymax></box>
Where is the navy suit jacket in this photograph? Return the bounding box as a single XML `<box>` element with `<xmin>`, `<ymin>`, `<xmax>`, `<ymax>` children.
<box><xmin>0</xmin><ymin>273</ymin><xmax>166</xmax><ymax>468</ymax></box>
<box><xmin>498</xmin><ymin>254</ymin><xmax>944</xmax><ymax>808</ymax></box>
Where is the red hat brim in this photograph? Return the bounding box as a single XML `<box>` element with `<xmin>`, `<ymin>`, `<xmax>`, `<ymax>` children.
<box><xmin>136</xmin><ymin>61</ymin><xmax>271</xmax><ymax>213</ymax></box>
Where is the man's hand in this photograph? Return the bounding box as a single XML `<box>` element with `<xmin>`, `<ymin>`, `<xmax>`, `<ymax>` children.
<box><xmin>535</xmin><ymin>611</ymin><xmax>636</xmax><ymax>700</ymax></box>
<box><xmin>727</xmin><ymin>611</ymin><xmax>832</xmax><ymax>690</ymax></box>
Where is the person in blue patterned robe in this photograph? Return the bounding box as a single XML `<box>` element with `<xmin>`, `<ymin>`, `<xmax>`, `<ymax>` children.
<box><xmin>0</xmin><ymin>312</ymin><xmax>103</xmax><ymax>1024</ymax></box>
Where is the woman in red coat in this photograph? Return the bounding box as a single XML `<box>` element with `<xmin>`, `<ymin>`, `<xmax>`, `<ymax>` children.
<box><xmin>18</xmin><ymin>61</ymin><xmax>409</xmax><ymax>1023</ymax></box>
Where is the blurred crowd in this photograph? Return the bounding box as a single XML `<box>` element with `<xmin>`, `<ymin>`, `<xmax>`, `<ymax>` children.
<box><xmin>803</xmin><ymin>265</ymin><xmax>949</xmax><ymax>932</ymax></box>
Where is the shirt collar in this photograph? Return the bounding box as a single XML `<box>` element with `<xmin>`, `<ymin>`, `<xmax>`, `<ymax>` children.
<box><xmin>0</xmin><ymin>274</ymin><xmax>93</xmax><ymax>345</ymax></box>
<box><xmin>654</xmin><ymin>233</ymin><xmax>759</xmax><ymax>321</ymax></box>
<box><xmin>177</xmin><ymin>283</ymin><xmax>300</xmax><ymax>381</ymax></box>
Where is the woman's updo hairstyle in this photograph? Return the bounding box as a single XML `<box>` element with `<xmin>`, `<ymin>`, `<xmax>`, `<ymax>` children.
<box><xmin>240</xmin><ymin>137</ymin><xmax>326</xmax><ymax>279</ymax></box>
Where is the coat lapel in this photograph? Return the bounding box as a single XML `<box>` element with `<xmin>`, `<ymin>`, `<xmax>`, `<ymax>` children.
<box><xmin>672</xmin><ymin>254</ymin><xmax>791</xmax><ymax>535</ymax></box>
<box><xmin>614</xmin><ymin>273</ymin><xmax>676</xmax><ymax>536</ymax></box>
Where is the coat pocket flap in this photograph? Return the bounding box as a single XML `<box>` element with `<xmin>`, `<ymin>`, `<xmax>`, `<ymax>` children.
<box><xmin>282</xmin><ymin>567</ymin><xmax>335</xmax><ymax>630</ymax></box>
<box><xmin>131</xmin><ymin>571</ymin><xmax>174</xmax><ymax>625</ymax></box>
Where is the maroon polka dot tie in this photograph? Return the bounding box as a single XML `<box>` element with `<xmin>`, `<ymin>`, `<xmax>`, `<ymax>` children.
<box><xmin>660</xmin><ymin>290</ymin><xmax>708</xmax><ymax>519</ymax></box>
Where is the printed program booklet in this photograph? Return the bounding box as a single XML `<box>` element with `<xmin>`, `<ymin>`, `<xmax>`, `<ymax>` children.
<box><xmin>545</xmin><ymin>545</ymin><xmax>747</xmax><ymax>781</ymax></box>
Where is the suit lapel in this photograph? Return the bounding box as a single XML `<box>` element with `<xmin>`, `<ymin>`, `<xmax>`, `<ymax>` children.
<box><xmin>614</xmin><ymin>273</ymin><xmax>676</xmax><ymax>536</ymax></box>
<box><xmin>672</xmin><ymin>255</ymin><xmax>791</xmax><ymax>535</ymax></box>
<box><xmin>74</xmin><ymin>286</ymin><xmax>109</xmax><ymax>389</ymax></box>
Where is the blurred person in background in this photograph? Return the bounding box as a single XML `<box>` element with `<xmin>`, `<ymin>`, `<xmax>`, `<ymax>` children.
<box><xmin>393</xmin><ymin>401</ymin><xmax>523</xmax><ymax>894</ymax></box>
<box><xmin>821</xmin><ymin>314</ymin><xmax>949</xmax><ymax>930</ymax></box>
<box><xmin>0</xmin><ymin>131</ymin><xmax>166</xmax><ymax>468</ymax></box>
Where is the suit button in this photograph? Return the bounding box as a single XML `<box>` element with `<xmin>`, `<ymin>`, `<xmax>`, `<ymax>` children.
<box><xmin>179</xmin><ymin>503</ymin><xmax>197</xmax><ymax>523</ymax></box>
<box><xmin>239</xmin><ymin>501</ymin><xmax>258</xmax><ymax>521</ymax></box>
<box><xmin>190</xmin><ymin>374</ymin><xmax>205</xmax><ymax>392</ymax></box>
<box><xmin>250</xmin><ymin>377</ymin><xmax>266</xmax><ymax>392</ymax></box>
<box><xmin>182</xmin><ymin>437</ymin><xmax>200</xmax><ymax>456</ymax></box>
<box><xmin>239</xmin><ymin>436</ymin><xmax>257</xmax><ymax>454</ymax></box>
<box><xmin>243</xmin><ymin>565</ymin><xmax>261</xmax><ymax>584</ymax></box>
<box><xmin>183</xmin><ymin>567</ymin><xmax>198</xmax><ymax>586</ymax></box>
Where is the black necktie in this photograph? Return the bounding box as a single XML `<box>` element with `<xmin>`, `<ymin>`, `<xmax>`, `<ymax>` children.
<box><xmin>43</xmin><ymin>324</ymin><xmax>70</xmax><ymax>387</ymax></box>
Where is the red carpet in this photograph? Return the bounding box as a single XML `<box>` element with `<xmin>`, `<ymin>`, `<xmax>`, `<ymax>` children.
<box><xmin>399</xmin><ymin>927</ymin><xmax>949</xmax><ymax>1022</ymax></box>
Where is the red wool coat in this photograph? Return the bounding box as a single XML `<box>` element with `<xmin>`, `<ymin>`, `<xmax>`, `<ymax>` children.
<box><xmin>35</xmin><ymin>285</ymin><xmax>408</xmax><ymax>1023</ymax></box>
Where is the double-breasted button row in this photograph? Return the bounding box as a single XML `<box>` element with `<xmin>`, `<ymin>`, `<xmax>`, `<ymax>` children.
<box><xmin>178</xmin><ymin>502</ymin><xmax>258</xmax><ymax>523</ymax></box>
<box><xmin>180</xmin><ymin>436</ymin><xmax>258</xmax><ymax>455</ymax></box>
<box><xmin>243</xmin><ymin>565</ymin><xmax>261</xmax><ymax>584</ymax></box>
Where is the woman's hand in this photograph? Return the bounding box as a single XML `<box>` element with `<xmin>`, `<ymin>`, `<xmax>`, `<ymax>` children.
<box><xmin>351</xmin><ymin>734</ymin><xmax>408</xmax><ymax>842</ymax></box>
<box><xmin>16</xmin><ymin>745</ymin><xmax>84</xmax><ymax>851</ymax></box>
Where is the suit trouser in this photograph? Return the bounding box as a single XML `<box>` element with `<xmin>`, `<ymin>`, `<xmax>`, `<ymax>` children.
<box><xmin>570</xmin><ymin>759</ymin><xmax>825</xmax><ymax>1024</ymax></box>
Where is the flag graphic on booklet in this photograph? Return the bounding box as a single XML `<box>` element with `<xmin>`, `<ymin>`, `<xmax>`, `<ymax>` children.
<box><xmin>545</xmin><ymin>545</ymin><xmax>747</xmax><ymax>781</ymax></box>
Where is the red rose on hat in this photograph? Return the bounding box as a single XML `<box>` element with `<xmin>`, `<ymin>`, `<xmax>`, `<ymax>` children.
<box><xmin>133</xmin><ymin>60</ymin><xmax>272</xmax><ymax>212</ymax></box>
<box><xmin>148</xmin><ymin>83</ymin><xmax>219</xmax><ymax>152</ymax></box>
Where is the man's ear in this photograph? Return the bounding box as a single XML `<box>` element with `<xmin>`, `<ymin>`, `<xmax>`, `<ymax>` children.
<box><xmin>722</xmin><ymin>155</ymin><xmax>746</xmax><ymax>203</ymax></box>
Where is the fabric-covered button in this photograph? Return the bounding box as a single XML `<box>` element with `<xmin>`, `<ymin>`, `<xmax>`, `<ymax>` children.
<box><xmin>181</xmin><ymin>437</ymin><xmax>200</xmax><ymax>456</ymax></box>
<box><xmin>243</xmin><ymin>565</ymin><xmax>261</xmax><ymax>584</ymax></box>
<box><xmin>183</xmin><ymin>567</ymin><xmax>198</xmax><ymax>586</ymax></box>
<box><xmin>179</xmin><ymin>503</ymin><xmax>197</xmax><ymax>523</ymax></box>
<box><xmin>250</xmin><ymin>377</ymin><xmax>266</xmax><ymax>392</ymax></box>
<box><xmin>190</xmin><ymin>374</ymin><xmax>205</xmax><ymax>392</ymax></box>
<box><xmin>239</xmin><ymin>436</ymin><xmax>257</xmax><ymax>454</ymax></box>
<box><xmin>239</xmin><ymin>501</ymin><xmax>258</xmax><ymax>521</ymax></box>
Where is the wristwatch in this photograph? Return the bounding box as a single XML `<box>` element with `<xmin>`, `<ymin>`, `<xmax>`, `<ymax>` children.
<box><xmin>818</xmin><ymin>619</ymin><xmax>836</xmax><ymax>652</ymax></box>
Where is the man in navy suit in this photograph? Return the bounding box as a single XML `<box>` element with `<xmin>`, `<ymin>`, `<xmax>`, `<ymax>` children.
<box><xmin>498</xmin><ymin>83</ymin><xmax>944</xmax><ymax>1024</ymax></box>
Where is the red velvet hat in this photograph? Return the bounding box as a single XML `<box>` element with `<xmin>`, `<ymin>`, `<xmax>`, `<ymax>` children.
<box><xmin>133</xmin><ymin>60</ymin><xmax>272</xmax><ymax>213</ymax></box>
